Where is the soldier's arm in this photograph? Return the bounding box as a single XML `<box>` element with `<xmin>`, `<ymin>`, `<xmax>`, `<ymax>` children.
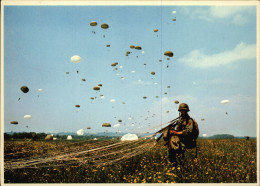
<box><xmin>182</xmin><ymin>119</ymin><xmax>194</xmax><ymax>136</ymax></box>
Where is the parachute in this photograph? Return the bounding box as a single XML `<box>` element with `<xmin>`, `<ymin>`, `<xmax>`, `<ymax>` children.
<box><xmin>131</xmin><ymin>70</ymin><xmax>135</xmax><ymax>73</ymax></box>
<box><xmin>70</xmin><ymin>55</ymin><xmax>82</xmax><ymax>63</ymax></box>
<box><xmin>130</xmin><ymin>45</ymin><xmax>135</xmax><ymax>49</ymax></box>
<box><xmin>174</xmin><ymin>100</ymin><xmax>179</xmax><ymax>104</ymax></box>
<box><xmin>118</xmin><ymin>120</ymin><xmax>122</xmax><ymax>122</ymax></box>
<box><xmin>110</xmin><ymin>99</ymin><xmax>116</xmax><ymax>102</ymax></box>
<box><xmin>154</xmin><ymin>29</ymin><xmax>158</xmax><ymax>32</ymax></box>
<box><xmin>93</xmin><ymin>86</ymin><xmax>100</xmax><ymax>91</ymax></box>
<box><xmin>101</xmin><ymin>23</ymin><xmax>109</xmax><ymax>29</ymax></box>
<box><xmin>221</xmin><ymin>100</ymin><xmax>230</xmax><ymax>104</ymax></box>
<box><xmin>10</xmin><ymin>121</ymin><xmax>18</xmax><ymax>125</ymax></box>
<box><xmin>66</xmin><ymin>72</ymin><xmax>69</xmax><ymax>74</ymax></box>
<box><xmin>67</xmin><ymin>135</ymin><xmax>72</xmax><ymax>140</ymax></box>
<box><xmin>90</xmin><ymin>21</ymin><xmax>97</xmax><ymax>26</ymax></box>
<box><xmin>20</xmin><ymin>86</ymin><xmax>29</xmax><ymax>93</ymax></box>
<box><xmin>151</xmin><ymin>72</ymin><xmax>155</xmax><ymax>75</ymax></box>
<box><xmin>75</xmin><ymin>104</ymin><xmax>80</xmax><ymax>108</ymax></box>
<box><xmin>98</xmin><ymin>84</ymin><xmax>102</xmax><ymax>87</ymax></box>
<box><xmin>172</xmin><ymin>18</ymin><xmax>176</xmax><ymax>21</ymax></box>
<box><xmin>111</xmin><ymin>62</ymin><xmax>118</xmax><ymax>67</ymax></box>
<box><xmin>24</xmin><ymin>115</ymin><xmax>32</xmax><ymax>119</ymax></box>
<box><xmin>135</xmin><ymin>46</ymin><xmax>142</xmax><ymax>50</ymax></box>
<box><xmin>102</xmin><ymin>123</ymin><xmax>111</xmax><ymax>127</ymax></box>
<box><xmin>38</xmin><ymin>89</ymin><xmax>43</xmax><ymax>92</ymax></box>
<box><xmin>167</xmin><ymin>86</ymin><xmax>171</xmax><ymax>88</ymax></box>
<box><xmin>77</xmin><ymin>129</ymin><xmax>84</xmax><ymax>136</ymax></box>
<box><xmin>82</xmin><ymin>78</ymin><xmax>86</xmax><ymax>81</ymax></box>
<box><xmin>45</xmin><ymin>134</ymin><xmax>53</xmax><ymax>140</ymax></box>
<box><xmin>106</xmin><ymin>44</ymin><xmax>110</xmax><ymax>47</ymax></box>
<box><xmin>121</xmin><ymin>133</ymin><xmax>138</xmax><ymax>141</ymax></box>
<box><xmin>201</xmin><ymin>118</ymin><xmax>205</xmax><ymax>121</ymax></box>
<box><xmin>87</xmin><ymin>127</ymin><xmax>91</xmax><ymax>129</ymax></box>
<box><xmin>164</xmin><ymin>51</ymin><xmax>174</xmax><ymax>57</ymax></box>
<box><xmin>114</xmin><ymin>124</ymin><xmax>120</xmax><ymax>127</ymax></box>
<box><xmin>90</xmin><ymin>97</ymin><xmax>94</xmax><ymax>100</ymax></box>
<box><xmin>143</xmin><ymin>96</ymin><xmax>147</xmax><ymax>99</ymax></box>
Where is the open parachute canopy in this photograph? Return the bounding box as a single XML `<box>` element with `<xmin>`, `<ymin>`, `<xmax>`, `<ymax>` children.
<box><xmin>93</xmin><ymin>86</ymin><xmax>100</xmax><ymax>91</ymax></box>
<box><xmin>151</xmin><ymin>72</ymin><xmax>155</xmax><ymax>75</ymax></box>
<box><xmin>174</xmin><ymin>100</ymin><xmax>179</xmax><ymax>104</ymax></box>
<box><xmin>164</xmin><ymin>51</ymin><xmax>174</xmax><ymax>57</ymax></box>
<box><xmin>10</xmin><ymin>121</ymin><xmax>18</xmax><ymax>125</ymax></box>
<box><xmin>82</xmin><ymin>78</ymin><xmax>86</xmax><ymax>81</ymax></box>
<box><xmin>154</xmin><ymin>29</ymin><xmax>158</xmax><ymax>32</ymax></box>
<box><xmin>130</xmin><ymin>45</ymin><xmax>135</xmax><ymax>49</ymax></box>
<box><xmin>221</xmin><ymin>99</ymin><xmax>230</xmax><ymax>104</ymax></box>
<box><xmin>71</xmin><ymin>55</ymin><xmax>82</xmax><ymax>63</ymax></box>
<box><xmin>75</xmin><ymin>104</ymin><xmax>80</xmax><ymax>108</ymax></box>
<box><xmin>24</xmin><ymin>115</ymin><xmax>32</xmax><ymax>119</ymax></box>
<box><xmin>87</xmin><ymin>127</ymin><xmax>91</xmax><ymax>129</ymax></box>
<box><xmin>135</xmin><ymin>46</ymin><xmax>142</xmax><ymax>50</ymax></box>
<box><xmin>101</xmin><ymin>23</ymin><xmax>109</xmax><ymax>29</ymax></box>
<box><xmin>90</xmin><ymin>21</ymin><xmax>97</xmax><ymax>26</ymax></box>
<box><xmin>20</xmin><ymin>86</ymin><xmax>29</xmax><ymax>93</ymax></box>
<box><xmin>102</xmin><ymin>123</ymin><xmax>111</xmax><ymax>127</ymax></box>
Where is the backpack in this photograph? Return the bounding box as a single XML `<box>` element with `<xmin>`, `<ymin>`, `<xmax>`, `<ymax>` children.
<box><xmin>190</xmin><ymin>118</ymin><xmax>199</xmax><ymax>140</ymax></box>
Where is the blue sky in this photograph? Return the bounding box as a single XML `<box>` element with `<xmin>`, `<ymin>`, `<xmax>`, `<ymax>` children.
<box><xmin>3</xmin><ymin>4</ymin><xmax>258</xmax><ymax>137</ymax></box>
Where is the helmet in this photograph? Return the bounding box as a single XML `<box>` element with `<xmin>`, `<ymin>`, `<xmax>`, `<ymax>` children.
<box><xmin>178</xmin><ymin>103</ymin><xmax>190</xmax><ymax>112</ymax></box>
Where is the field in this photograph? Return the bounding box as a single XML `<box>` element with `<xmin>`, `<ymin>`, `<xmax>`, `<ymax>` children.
<box><xmin>4</xmin><ymin>138</ymin><xmax>257</xmax><ymax>183</ymax></box>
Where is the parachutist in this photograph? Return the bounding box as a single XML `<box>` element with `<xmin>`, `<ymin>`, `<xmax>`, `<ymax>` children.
<box><xmin>103</xmin><ymin>35</ymin><xmax>105</xmax><ymax>38</ymax></box>
<box><xmin>18</xmin><ymin>98</ymin><xmax>21</xmax><ymax>101</ymax></box>
<box><xmin>77</xmin><ymin>70</ymin><xmax>79</xmax><ymax>74</ymax></box>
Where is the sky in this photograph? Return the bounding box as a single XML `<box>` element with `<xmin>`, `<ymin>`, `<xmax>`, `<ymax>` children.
<box><xmin>2</xmin><ymin>3</ymin><xmax>258</xmax><ymax>137</ymax></box>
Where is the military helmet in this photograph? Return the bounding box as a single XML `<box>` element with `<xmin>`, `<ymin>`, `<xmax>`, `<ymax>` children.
<box><xmin>178</xmin><ymin>103</ymin><xmax>190</xmax><ymax>112</ymax></box>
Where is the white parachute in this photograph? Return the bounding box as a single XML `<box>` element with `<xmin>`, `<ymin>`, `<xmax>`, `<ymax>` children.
<box><xmin>121</xmin><ymin>133</ymin><xmax>138</xmax><ymax>141</ymax></box>
<box><xmin>67</xmin><ymin>135</ymin><xmax>73</xmax><ymax>140</ymax></box>
<box><xmin>70</xmin><ymin>55</ymin><xmax>82</xmax><ymax>63</ymax></box>
<box><xmin>24</xmin><ymin>115</ymin><xmax>32</xmax><ymax>119</ymax></box>
<box><xmin>221</xmin><ymin>99</ymin><xmax>230</xmax><ymax>104</ymax></box>
<box><xmin>77</xmin><ymin>129</ymin><xmax>84</xmax><ymax>136</ymax></box>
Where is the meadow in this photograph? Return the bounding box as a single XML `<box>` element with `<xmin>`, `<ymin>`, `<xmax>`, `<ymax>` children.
<box><xmin>4</xmin><ymin>138</ymin><xmax>257</xmax><ymax>183</ymax></box>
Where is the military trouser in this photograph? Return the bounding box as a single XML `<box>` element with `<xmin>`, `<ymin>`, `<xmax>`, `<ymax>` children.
<box><xmin>168</xmin><ymin>135</ymin><xmax>185</xmax><ymax>163</ymax></box>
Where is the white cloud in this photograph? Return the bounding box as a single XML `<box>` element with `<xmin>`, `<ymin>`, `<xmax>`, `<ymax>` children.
<box><xmin>182</xmin><ymin>6</ymin><xmax>253</xmax><ymax>26</ymax></box>
<box><xmin>178</xmin><ymin>42</ymin><xmax>256</xmax><ymax>68</ymax></box>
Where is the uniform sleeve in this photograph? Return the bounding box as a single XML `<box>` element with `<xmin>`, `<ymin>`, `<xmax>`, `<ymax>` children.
<box><xmin>182</xmin><ymin>119</ymin><xmax>193</xmax><ymax>136</ymax></box>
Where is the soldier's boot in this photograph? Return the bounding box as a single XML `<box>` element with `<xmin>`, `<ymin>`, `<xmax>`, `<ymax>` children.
<box><xmin>168</xmin><ymin>149</ymin><xmax>177</xmax><ymax>165</ymax></box>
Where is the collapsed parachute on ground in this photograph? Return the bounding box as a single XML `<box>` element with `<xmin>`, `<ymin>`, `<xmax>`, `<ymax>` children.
<box><xmin>45</xmin><ymin>134</ymin><xmax>53</xmax><ymax>140</ymax></box>
<box><xmin>90</xmin><ymin>21</ymin><xmax>97</xmax><ymax>26</ymax></box>
<box><xmin>164</xmin><ymin>51</ymin><xmax>174</xmax><ymax>57</ymax></box>
<box><xmin>67</xmin><ymin>135</ymin><xmax>73</xmax><ymax>140</ymax></box>
<box><xmin>221</xmin><ymin>100</ymin><xmax>230</xmax><ymax>104</ymax></box>
<box><xmin>21</xmin><ymin>86</ymin><xmax>29</xmax><ymax>93</ymax></box>
<box><xmin>101</xmin><ymin>23</ymin><xmax>109</xmax><ymax>29</ymax></box>
<box><xmin>121</xmin><ymin>133</ymin><xmax>138</xmax><ymax>141</ymax></box>
<box><xmin>102</xmin><ymin>123</ymin><xmax>111</xmax><ymax>127</ymax></box>
<box><xmin>77</xmin><ymin>129</ymin><xmax>84</xmax><ymax>136</ymax></box>
<box><xmin>71</xmin><ymin>55</ymin><xmax>82</xmax><ymax>63</ymax></box>
<box><xmin>10</xmin><ymin>121</ymin><xmax>18</xmax><ymax>125</ymax></box>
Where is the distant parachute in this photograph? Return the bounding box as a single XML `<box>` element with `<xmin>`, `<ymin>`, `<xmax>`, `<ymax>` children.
<box><xmin>102</xmin><ymin>123</ymin><xmax>111</xmax><ymax>127</ymax></box>
<box><xmin>98</xmin><ymin>84</ymin><xmax>102</xmax><ymax>87</ymax></box>
<box><xmin>118</xmin><ymin>120</ymin><xmax>122</xmax><ymax>122</ymax></box>
<box><xmin>10</xmin><ymin>121</ymin><xmax>18</xmax><ymax>125</ymax></box>
<box><xmin>110</xmin><ymin>99</ymin><xmax>116</xmax><ymax>102</ymax></box>
<box><xmin>114</xmin><ymin>124</ymin><xmax>120</xmax><ymax>128</ymax></box>
<box><xmin>106</xmin><ymin>44</ymin><xmax>110</xmax><ymax>47</ymax></box>
<box><xmin>154</xmin><ymin>29</ymin><xmax>158</xmax><ymax>32</ymax></box>
<box><xmin>71</xmin><ymin>55</ymin><xmax>82</xmax><ymax>63</ymax></box>
<box><xmin>90</xmin><ymin>97</ymin><xmax>95</xmax><ymax>100</ymax></box>
<box><xmin>143</xmin><ymin>96</ymin><xmax>147</xmax><ymax>99</ymax></box>
<box><xmin>174</xmin><ymin>100</ymin><xmax>179</xmax><ymax>104</ymax></box>
<box><xmin>201</xmin><ymin>118</ymin><xmax>205</xmax><ymax>121</ymax></box>
<box><xmin>20</xmin><ymin>86</ymin><xmax>29</xmax><ymax>93</ymax></box>
<box><xmin>75</xmin><ymin>104</ymin><xmax>80</xmax><ymax>108</ymax></box>
<box><xmin>66</xmin><ymin>72</ymin><xmax>69</xmax><ymax>74</ymax></box>
<box><xmin>172</xmin><ymin>18</ymin><xmax>176</xmax><ymax>21</ymax></box>
<box><xmin>130</xmin><ymin>45</ymin><xmax>135</xmax><ymax>49</ymax></box>
<box><xmin>131</xmin><ymin>70</ymin><xmax>135</xmax><ymax>73</ymax></box>
<box><xmin>111</xmin><ymin>62</ymin><xmax>118</xmax><ymax>67</ymax></box>
<box><xmin>77</xmin><ymin>129</ymin><xmax>84</xmax><ymax>136</ymax></box>
<box><xmin>82</xmin><ymin>78</ymin><xmax>86</xmax><ymax>81</ymax></box>
<box><xmin>101</xmin><ymin>23</ymin><xmax>109</xmax><ymax>29</ymax></box>
<box><xmin>90</xmin><ymin>21</ymin><xmax>97</xmax><ymax>26</ymax></box>
<box><xmin>135</xmin><ymin>46</ymin><xmax>142</xmax><ymax>50</ymax></box>
<box><xmin>164</xmin><ymin>51</ymin><xmax>174</xmax><ymax>57</ymax></box>
<box><xmin>151</xmin><ymin>72</ymin><xmax>155</xmax><ymax>75</ymax></box>
<box><xmin>24</xmin><ymin>115</ymin><xmax>32</xmax><ymax>119</ymax></box>
<box><xmin>166</xmin><ymin>111</ymin><xmax>170</xmax><ymax>113</ymax></box>
<box><xmin>221</xmin><ymin>100</ymin><xmax>230</xmax><ymax>104</ymax></box>
<box><xmin>87</xmin><ymin>127</ymin><xmax>91</xmax><ymax>129</ymax></box>
<box><xmin>38</xmin><ymin>89</ymin><xmax>43</xmax><ymax>92</ymax></box>
<box><xmin>67</xmin><ymin>135</ymin><xmax>73</xmax><ymax>140</ymax></box>
<box><xmin>93</xmin><ymin>86</ymin><xmax>100</xmax><ymax>91</ymax></box>
<box><xmin>167</xmin><ymin>86</ymin><xmax>171</xmax><ymax>88</ymax></box>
